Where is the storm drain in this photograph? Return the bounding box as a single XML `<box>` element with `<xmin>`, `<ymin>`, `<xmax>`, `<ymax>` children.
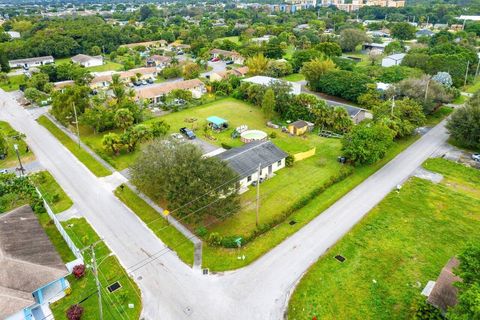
<box><xmin>184</xmin><ymin>306</ymin><xmax>193</xmax><ymax>316</ymax></box>
<box><xmin>107</xmin><ymin>281</ymin><xmax>122</xmax><ymax>293</ymax></box>
<box><xmin>335</xmin><ymin>255</ymin><xmax>346</xmax><ymax>262</ymax></box>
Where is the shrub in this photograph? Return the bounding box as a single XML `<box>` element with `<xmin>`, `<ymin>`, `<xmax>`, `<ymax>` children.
<box><xmin>66</xmin><ymin>304</ymin><xmax>84</xmax><ymax>320</ymax></box>
<box><xmin>221</xmin><ymin>143</ymin><xmax>232</xmax><ymax>149</ymax></box>
<box><xmin>196</xmin><ymin>226</ymin><xmax>208</xmax><ymax>237</ymax></box>
<box><xmin>207</xmin><ymin>232</ymin><xmax>222</xmax><ymax>246</ymax></box>
<box><xmin>72</xmin><ymin>264</ymin><xmax>86</xmax><ymax>279</ymax></box>
<box><xmin>269</xmin><ymin>132</ymin><xmax>277</xmax><ymax>139</ymax></box>
<box><xmin>285</xmin><ymin>155</ymin><xmax>294</xmax><ymax>167</ymax></box>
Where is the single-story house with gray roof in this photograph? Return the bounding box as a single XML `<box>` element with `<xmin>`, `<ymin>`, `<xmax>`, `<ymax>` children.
<box><xmin>216</xmin><ymin>140</ymin><xmax>288</xmax><ymax>192</ymax></box>
<box><xmin>8</xmin><ymin>56</ymin><xmax>54</xmax><ymax>69</ymax></box>
<box><xmin>1</xmin><ymin>205</ymin><xmax>70</xmax><ymax>320</ymax></box>
<box><xmin>341</xmin><ymin>105</ymin><xmax>373</xmax><ymax>124</ymax></box>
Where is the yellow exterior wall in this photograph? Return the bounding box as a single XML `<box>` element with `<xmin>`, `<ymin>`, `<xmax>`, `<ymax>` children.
<box><xmin>293</xmin><ymin>147</ymin><xmax>316</xmax><ymax>162</ymax></box>
<box><xmin>288</xmin><ymin>125</ymin><xmax>308</xmax><ymax>136</ymax></box>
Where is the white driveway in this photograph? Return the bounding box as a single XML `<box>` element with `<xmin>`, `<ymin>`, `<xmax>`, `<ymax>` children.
<box><xmin>0</xmin><ymin>89</ymin><xmax>449</xmax><ymax>319</ymax></box>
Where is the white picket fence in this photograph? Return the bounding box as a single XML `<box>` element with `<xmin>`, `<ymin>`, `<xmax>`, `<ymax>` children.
<box><xmin>35</xmin><ymin>188</ymin><xmax>84</xmax><ymax>263</ymax></box>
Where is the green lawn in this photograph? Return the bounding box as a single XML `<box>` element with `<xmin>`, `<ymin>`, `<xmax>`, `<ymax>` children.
<box><xmin>424</xmin><ymin>106</ymin><xmax>453</xmax><ymax>126</ymax></box>
<box><xmin>79</xmin><ymin>98</ymin><xmax>322</xmax><ymax>170</ymax></box>
<box><xmin>288</xmin><ymin>160</ymin><xmax>480</xmax><ymax>320</ymax></box>
<box><xmin>0</xmin><ymin>121</ymin><xmax>35</xmax><ymax>169</ymax></box>
<box><xmin>452</xmin><ymin>94</ymin><xmax>467</xmax><ymax>105</ymax></box>
<box><xmin>114</xmin><ymin>185</ymin><xmax>195</xmax><ymax>266</ymax></box>
<box><xmin>37</xmin><ymin>116</ymin><xmax>111</xmax><ymax>177</ymax></box>
<box><xmin>87</xmin><ymin>60</ymin><xmax>124</xmax><ymax>72</ymax></box>
<box><xmin>464</xmin><ymin>77</ymin><xmax>480</xmax><ymax>94</ymax></box>
<box><xmin>54</xmin><ymin>57</ymin><xmax>72</xmax><ymax>65</ymax></box>
<box><xmin>51</xmin><ymin>218</ymin><xmax>142</xmax><ymax>320</ymax></box>
<box><xmin>281</xmin><ymin>73</ymin><xmax>305</xmax><ymax>82</ymax></box>
<box><xmin>30</xmin><ymin>171</ymin><xmax>73</xmax><ymax>213</ymax></box>
<box><xmin>0</xmin><ymin>74</ymin><xmax>25</xmax><ymax>92</ymax></box>
<box><xmin>203</xmin><ymin>136</ymin><xmax>418</xmax><ymax>271</ymax></box>
<box><xmin>217</xmin><ymin>36</ymin><xmax>241</xmax><ymax>44</ymax></box>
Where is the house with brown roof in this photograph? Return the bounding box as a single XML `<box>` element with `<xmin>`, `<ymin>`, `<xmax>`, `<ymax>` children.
<box><xmin>90</xmin><ymin>67</ymin><xmax>158</xmax><ymax>89</ymax></box>
<box><xmin>209</xmin><ymin>66</ymin><xmax>249</xmax><ymax>82</ymax></box>
<box><xmin>210</xmin><ymin>49</ymin><xmax>245</xmax><ymax>64</ymax></box>
<box><xmin>136</xmin><ymin>79</ymin><xmax>206</xmax><ymax>103</ymax></box>
<box><xmin>71</xmin><ymin>54</ymin><xmax>104</xmax><ymax>67</ymax></box>
<box><xmin>423</xmin><ymin>257</ymin><xmax>462</xmax><ymax>314</ymax></box>
<box><xmin>0</xmin><ymin>205</ymin><xmax>70</xmax><ymax>320</ymax></box>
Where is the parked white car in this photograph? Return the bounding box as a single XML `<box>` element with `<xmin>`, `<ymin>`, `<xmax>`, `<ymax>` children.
<box><xmin>472</xmin><ymin>153</ymin><xmax>480</xmax><ymax>162</ymax></box>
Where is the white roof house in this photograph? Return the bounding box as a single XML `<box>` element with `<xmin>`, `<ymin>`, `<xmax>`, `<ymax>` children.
<box><xmin>381</xmin><ymin>53</ymin><xmax>406</xmax><ymax>67</ymax></box>
<box><xmin>242</xmin><ymin>76</ymin><xmax>302</xmax><ymax>95</ymax></box>
<box><xmin>6</xmin><ymin>31</ymin><xmax>20</xmax><ymax>39</ymax></box>
<box><xmin>9</xmin><ymin>56</ymin><xmax>54</xmax><ymax>69</ymax></box>
<box><xmin>71</xmin><ymin>54</ymin><xmax>103</xmax><ymax>67</ymax></box>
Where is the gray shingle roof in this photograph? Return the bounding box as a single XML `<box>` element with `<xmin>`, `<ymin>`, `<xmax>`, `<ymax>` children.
<box><xmin>0</xmin><ymin>205</ymin><xmax>68</xmax><ymax>318</ymax></box>
<box><xmin>216</xmin><ymin>141</ymin><xmax>288</xmax><ymax>179</ymax></box>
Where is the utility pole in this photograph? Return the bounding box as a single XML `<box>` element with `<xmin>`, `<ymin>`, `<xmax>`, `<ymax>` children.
<box><xmin>72</xmin><ymin>102</ymin><xmax>81</xmax><ymax>148</ymax></box>
<box><xmin>424</xmin><ymin>77</ymin><xmax>430</xmax><ymax>105</ymax></box>
<box><xmin>475</xmin><ymin>61</ymin><xmax>480</xmax><ymax>80</ymax></box>
<box><xmin>464</xmin><ymin>60</ymin><xmax>470</xmax><ymax>88</ymax></box>
<box><xmin>391</xmin><ymin>95</ymin><xmax>395</xmax><ymax>117</ymax></box>
<box><xmin>255</xmin><ymin>163</ymin><xmax>261</xmax><ymax>228</ymax></box>
<box><xmin>13</xmin><ymin>144</ymin><xmax>24</xmax><ymax>175</ymax></box>
<box><xmin>91</xmin><ymin>244</ymin><xmax>103</xmax><ymax>320</ymax></box>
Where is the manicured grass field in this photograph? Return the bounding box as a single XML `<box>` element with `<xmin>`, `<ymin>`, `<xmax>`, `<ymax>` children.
<box><xmin>0</xmin><ymin>121</ymin><xmax>35</xmax><ymax>169</ymax></box>
<box><xmin>114</xmin><ymin>185</ymin><xmax>195</xmax><ymax>266</ymax></box>
<box><xmin>281</xmin><ymin>73</ymin><xmax>305</xmax><ymax>82</ymax></box>
<box><xmin>31</xmin><ymin>171</ymin><xmax>73</xmax><ymax>213</ymax></box>
<box><xmin>217</xmin><ymin>36</ymin><xmax>241</xmax><ymax>44</ymax></box>
<box><xmin>37</xmin><ymin>116</ymin><xmax>111</xmax><ymax>177</ymax></box>
<box><xmin>287</xmin><ymin>160</ymin><xmax>480</xmax><ymax>320</ymax></box>
<box><xmin>51</xmin><ymin>218</ymin><xmax>142</xmax><ymax>320</ymax></box>
<box><xmin>0</xmin><ymin>74</ymin><xmax>25</xmax><ymax>92</ymax></box>
<box><xmin>87</xmin><ymin>60</ymin><xmax>124</xmax><ymax>72</ymax></box>
<box><xmin>203</xmin><ymin>136</ymin><xmax>418</xmax><ymax>271</ymax></box>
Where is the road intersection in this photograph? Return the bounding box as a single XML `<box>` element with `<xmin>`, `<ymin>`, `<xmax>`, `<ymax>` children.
<box><xmin>0</xmin><ymin>89</ymin><xmax>449</xmax><ymax>319</ymax></box>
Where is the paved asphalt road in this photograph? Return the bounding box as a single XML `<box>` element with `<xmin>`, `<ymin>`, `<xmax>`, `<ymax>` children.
<box><xmin>0</xmin><ymin>89</ymin><xmax>449</xmax><ymax>319</ymax></box>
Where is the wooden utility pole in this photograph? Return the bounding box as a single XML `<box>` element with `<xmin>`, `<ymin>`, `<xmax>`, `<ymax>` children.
<box><xmin>255</xmin><ymin>163</ymin><xmax>261</xmax><ymax>228</ymax></box>
<box><xmin>91</xmin><ymin>244</ymin><xmax>103</xmax><ymax>320</ymax></box>
<box><xmin>424</xmin><ymin>77</ymin><xmax>430</xmax><ymax>104</ymax></box>
<box><xmin>72</xmin><ymin>102</ymin><xmax>81</xmax><ymax>148</ymax></box>
<box><xmin>464</xmin><ymin>60</ymin><xmax>470</xmax><ymax>88</ymax></box>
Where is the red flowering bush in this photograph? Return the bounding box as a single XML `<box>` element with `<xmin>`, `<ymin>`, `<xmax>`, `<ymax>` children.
<box><xmin>72</xmin><ymin>264</ymin><xmax>86</xmax><ymax>279</ymax></box>
<box><xmin>66</xmin><ymin>304</ymin><xmax>84</xmax><ymax>320</ymax></box>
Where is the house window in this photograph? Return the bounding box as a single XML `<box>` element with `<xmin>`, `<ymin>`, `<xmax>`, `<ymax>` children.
<box><xmin>247</xmin><ymin>175</ymin><xmax>252</xmax><ymax>182</ymax></box>
<box><xmin>277</xmin><ymin>160</ymin><xmax>282</xmax><ymax>166</ymax></box>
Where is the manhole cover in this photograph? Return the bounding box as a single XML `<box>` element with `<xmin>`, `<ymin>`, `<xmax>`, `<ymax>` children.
<box><xmin>107</xmin><ymin>281</ymin><xmax>122</xmax><ymax>293</ymax></box>
<box><xmin>202</xmin><ymin>268</ymin><xmax>209</xmax><ymax>275</ymax></box>
<box><xmin>335</xmin><ymin>255</ymin><xmax>346</xmax><ymax>262</ymax></box>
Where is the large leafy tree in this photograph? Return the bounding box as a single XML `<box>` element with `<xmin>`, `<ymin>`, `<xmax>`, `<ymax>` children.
<box><xmin>338</xmin><ymin>29</ymin><xmax>370</xmax><ymax>52</ymax></box>
<box><xmin>51</xmin><ymin>85</ymin><xmax>91</xmax><ymax>125</ymax></box>
<box><xmin>130</xmin><ymin>140</ymin><xmax>240</xmax><ymax>222</ymax></box>
<box><xmin>245</xmin><ymin>54</ymin><xmax>270</xmax><ymax>75</ymax></box>
<box><xmin>390</xmin><ymin>22</ymin><xmax>416</xmax><ymax>40</ymax></box>
<box><xmin>301</xmin><ymin>57</ymin><xmax>336</xmax><ymax>89</ymax></box>
<box><xmin>261</xmin><ymin>88</ymin><xmax>275</xmax><ymax>120</ymax></box>
<box><xmin>342</xmin><ymin>122</ymin><xmax>395</xmax><ymax>165</ymax></box>
<box><xmin>114</xmin><ymin>108</ymin><xmax>134</xmax><ymax>133</ymax></box>
<box><xmin>446</xmin><ymin>94</ymin><xmax>480</xmax><ymax>150</ymax></box>
<box><xmin>313</xmin><ymin>70</ymin><xmax>373</xmax><ymax>102</ymax></box>
<box><xmin>373</xmin><ymin>98</ymin><xmax>426</xmax><ymax>138</ymax></box>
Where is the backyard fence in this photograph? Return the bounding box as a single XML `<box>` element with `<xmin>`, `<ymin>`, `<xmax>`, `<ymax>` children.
<box><xmin>35</xmin><ymin>188</ymin><xmax>84</xmax><ymax>263</ymax></box>
<box><xmin>293</xmin><ymin>147</ymin><xmax>316</xmax><ymax>162</ymax></box>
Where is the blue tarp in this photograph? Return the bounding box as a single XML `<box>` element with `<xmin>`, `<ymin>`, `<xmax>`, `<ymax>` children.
<box><xmin>207</xmin><ymin>116</ymin><xmax>228</xmax><ymax>126</ymax></box>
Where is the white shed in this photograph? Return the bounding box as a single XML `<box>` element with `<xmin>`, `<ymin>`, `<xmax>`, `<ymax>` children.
<box><xmin>381</xmin><ymin>53</ymin><xmax>406</xmax><ymax>67</ymax></box>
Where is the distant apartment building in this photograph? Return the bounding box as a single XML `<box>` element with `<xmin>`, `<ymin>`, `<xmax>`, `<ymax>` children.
<box><xmin>321</xmin><ymin>0</ymin><xmax>404</xmax><ymax>12</ymax></box>
<box><xmin>269</xmin><ymin>0</ymin><xmax>316</xmax><ymax>13</ymax></box>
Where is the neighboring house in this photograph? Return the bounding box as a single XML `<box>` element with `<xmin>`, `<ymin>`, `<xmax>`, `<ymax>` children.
<box><xmin>210</xmin><ymin>49</ymin><xmax>245</xmax><ymax>64</ymax></box>
<box><xmin>146</xmin><ymin>55</ymin><xmax>172</xmax><ymax>68</ymax></box>
<box><xmin>362</xmin><ymin>42</ymin><xmax>389</xmax><ymax>53</ymax></box>
<box><xmin>210</xmin><ymin>66</ymin><xmax>249</xmax><ymax>82</ymax></box>
<box><xmin>168</xmin><ymin>43</ymin><xmax>191</xmax><ymax>52</ymax></box>
<box><xmin>6</xmin><ymin>31</ymin><xmax>20</xmax><ymax>39</ymax></box>
<box><xmin>416</xmin><ymin>29</ymin><xmax>435</xmax><ymax>37</ymax></box>
<box><xmin>121</xmin><ymin>40</ymin><xmax>167</xmax><ymax>49</ymax></box>
<box><xmin>341</xmin><ymin>105</ymin><xmax>373</xmax><ymax>124</ymax></box>
<box><xmin>53</xmin><ymin>80</ymin><xmax>75</xmax><ymax>91</ymax></box>
<box><xmin>251</xmin><ymin>35</ymin><xmax>272</xmax><ymax>44</ymax></box>
<box><xmin>381</xmin><ymin>53</ymin><xmax>406</xmax><ymax>67</ymax></box>
<box><xmin>91</xmin><ymin>67</ymin><xmax>157</xmax><ymax>89</ymax></box>
<box><xmin>288</xmin><ymin>120</ymin><xmax>314</xmax><ymax>136</ymax></box>
<box><xmin>136</xmin><ymin>79</ymin><xmax>206</xmax><ymax>103</ymax></box>
<box><xmin>215</xmin><ymin>140</ymin><xmax>288</xmax><ymax>192</ymax></box>
<box><xmin>422</xmin><ymin>257</ymin><xmax>461</xmax><ymax>314</ymax></box>
<box><xmin>8</xmin><ymin>56</ymin><xmax>54</xmax><ymax>69</ymax></box>
<box><xmin>1</xmin><ymin>205</ymin><xmax>70</xmax><ymax>320</ymax></box>
<box><xmin>242</xmin><ymin>75</ymin><xmax>302</xmax><ymax>95</ymax></box>
<box><xmin>71</xmin><ymin>54</ymin><xmax>103</xmax><ymax>67</ymax></box>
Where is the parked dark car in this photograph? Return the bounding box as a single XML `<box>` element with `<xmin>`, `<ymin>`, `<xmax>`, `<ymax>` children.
<box><xmin>147</xmin><ymin>78</ymin><xmax>154</xmax><ymax>84</ymax></box>
<box><xmin>180</xmin><ymin>127</ymin><xmax>196</xmax><ymax>139</ymax></box>
<box><xmin>226</xmin><ymin>60</ymin><xmax>234</xmax><ymax>65</ymax></box>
